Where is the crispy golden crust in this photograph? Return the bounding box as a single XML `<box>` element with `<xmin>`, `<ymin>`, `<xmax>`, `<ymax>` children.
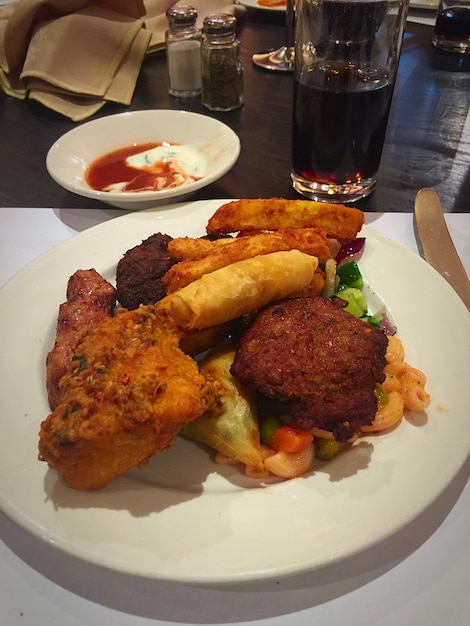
<box><xmin>38</xmin><ymin>306</ymin><xmax>216</xmax><ymax>491</ymax></box>
<box><xmin>206</xmin><ymin>198</ymin><xmax>364</xmax><ymax>243</ymax></box>
<box><xmin>168</xmin><ymin>236</ymin><xmax>233</xmax><ymax>260</ymax></box>
<box><xmin>163</xmin><ymin>228</ymin><xmax>330</xmax><ymax>293</ymax></box>
<box><xmin>163</xmin><ymin>251</ymin><xmax>318</xmax><ymax>331</ymax></box>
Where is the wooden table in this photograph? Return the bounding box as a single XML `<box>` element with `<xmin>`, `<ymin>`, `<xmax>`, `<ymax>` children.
<box><xmin>1</xmin><ymin>10</ymin><xmax>469</xmax><ymax>212</ymax></box>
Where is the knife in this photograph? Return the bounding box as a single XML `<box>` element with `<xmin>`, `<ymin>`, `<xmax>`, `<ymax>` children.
<box><xmin>414</xmin><ymin>188</ymin><xmax>470</xmax><ymax>312</ymax></box>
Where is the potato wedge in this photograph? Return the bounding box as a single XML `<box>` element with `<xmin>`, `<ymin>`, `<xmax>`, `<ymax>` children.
<box><xmin>163</xmin><ymin>228</ymin><xmax>330</xmax><ymax>293</ymax></box>
<box><xmin>206</xmin><ymin>198</ymin><xmax>364</xmax><ymax>243</ymax></box>
<box><xmin>168</xmin><ymin>236</ymin><xmax>234</xmax><ymax>261</ymax></box>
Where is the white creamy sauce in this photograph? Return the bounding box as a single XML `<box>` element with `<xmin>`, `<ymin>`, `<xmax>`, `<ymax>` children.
<box><xmin>126</xmin><ymin>144</ymin><xmax>207</xmax><ymax>177</ymax></box>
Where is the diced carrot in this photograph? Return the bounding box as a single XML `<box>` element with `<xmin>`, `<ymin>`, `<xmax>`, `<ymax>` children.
<box><xmin>271</xmin><ymin>425</ymin><xmax>313</xmax><ymax>453</ymax></box>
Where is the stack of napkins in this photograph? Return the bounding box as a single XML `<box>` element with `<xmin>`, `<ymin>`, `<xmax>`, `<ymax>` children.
<box><xmin>0</xmin><ymin>0</ymin><xmax>244</xmax><ymax>121</ymax></box>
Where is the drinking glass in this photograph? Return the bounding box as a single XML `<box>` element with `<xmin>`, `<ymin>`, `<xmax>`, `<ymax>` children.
<box><xmin>433</xmin><ymin>0</ymin><xmax>470</xmax><ymax>53</ymax></box>
<box><xmin>291</xmin><ymin>0</ymin><xmax>409</xmax><ymax>202</ymax></box>
<box><xmin>252</xmin><ymin>0</ymin><xmax>295</xmax><ymax>72</ymax></box>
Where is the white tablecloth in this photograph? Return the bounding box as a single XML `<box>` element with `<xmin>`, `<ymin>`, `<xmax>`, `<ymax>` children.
<box><xmin>0</xmin><ymin>207</ymin><xmax>469</xmax><ymax>626</ymax></box>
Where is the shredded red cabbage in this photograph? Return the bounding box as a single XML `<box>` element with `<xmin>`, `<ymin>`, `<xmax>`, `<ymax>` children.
<box><xmin>335</xmin><ymin>237</ymin><xmax>366</xmax><ymax>265</ymax></box>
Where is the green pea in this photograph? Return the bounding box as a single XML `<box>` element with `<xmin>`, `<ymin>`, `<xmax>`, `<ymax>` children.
<box><xmin>260</xmin><ymin>416</ymin><xmax>283</xmax><ymax>445</ymax></box>
<box><xmin>314</xmin><ymin>438</ymin><xmax>340</xmax><ymax>461</ymax></box>
<box><xmin>374</xmin><ymin>385</ymin><xmax>388</xmax><ymax>405</ymax></box>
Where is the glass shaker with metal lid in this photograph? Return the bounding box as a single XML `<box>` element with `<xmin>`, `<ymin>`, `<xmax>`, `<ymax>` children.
<box><xmin>201</xmin><ymin>13</ymin><xmax>244</xmax><ymax>111</ymax></box>
<box><xmin>165</xmin><ymin>5</ymin><xmax>202</xmax><ymax>98</ymax></box>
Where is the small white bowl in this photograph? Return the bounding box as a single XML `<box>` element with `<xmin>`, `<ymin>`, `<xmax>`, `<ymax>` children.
<box><xmin>46</xmin><ymin>110</ymin><xmax>240</xmax><ymax>210</ymax></box>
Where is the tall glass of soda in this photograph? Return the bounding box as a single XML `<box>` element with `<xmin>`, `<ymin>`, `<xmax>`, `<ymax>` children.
<box><xmin>291</xmin><ymin>0</ymin><xmax>409</xmax><ymax>203</ymax></box>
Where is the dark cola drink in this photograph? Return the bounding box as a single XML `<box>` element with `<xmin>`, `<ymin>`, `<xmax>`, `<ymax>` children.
<box><xmin>291</xmin><ymin>0</ymin><xmax>407</xmax><ymax>202</ymax></box>
<box><xmin>292</xmin><ymin>64</ymin><xmax>394</xmax><ymax>186</ymax></box>
<box><xmin>434</xmin><ymin>6</ymin><xmax>470</xmax><ymax>52</ymax></box>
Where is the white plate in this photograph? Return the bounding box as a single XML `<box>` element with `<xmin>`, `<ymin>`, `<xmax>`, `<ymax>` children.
<box><xmin>46</xmin><ymin>110</ymin><xmax>240</xmax><ymax>211</ymax></box>
<box><xmin>238</xmin><ymin>0</ymin><xmax>286</xmax><ymax>12</ymax></box>
<box><xmin>0</xmin><ymin>200</ymin><xmax>469</xmax><ymax>585</ymax></box>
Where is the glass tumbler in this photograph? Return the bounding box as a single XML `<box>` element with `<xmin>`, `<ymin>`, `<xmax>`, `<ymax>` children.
<box><xmin>433</xmin><ymin>0</ymin><xmax>470</xmax><ymax>53</ymax></box>
<box><xmin>291</xmin><ymin>0</ymin><xmax>409</xmax><ymax>203</ymax></box>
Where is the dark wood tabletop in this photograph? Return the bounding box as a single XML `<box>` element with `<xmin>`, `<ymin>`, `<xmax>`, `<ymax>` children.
<box><xmin>1</xmin><ymin>8</ymin><xmax>469</xmax><ymax>212</ymax></box>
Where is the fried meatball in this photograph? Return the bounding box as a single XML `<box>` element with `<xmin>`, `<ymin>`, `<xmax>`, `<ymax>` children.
<box><xmin>231</xmin><ymin>296</ymin><xmax>388</xmax><ymax>440</ymax></box>
<box><xmin>116</xmin><ymin>233</ymin><xmax>177</xmax><ymax>310</ymax></box>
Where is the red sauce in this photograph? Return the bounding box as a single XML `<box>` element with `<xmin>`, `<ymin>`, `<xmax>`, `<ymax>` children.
<box><xmin>258</xmin><ymin>1</ymin><xmax>287</xmax><ymax>7</ymax></box>
<box><xmin>86</xmin><ymin>142</ymin><xmax>197</xmax><ymax>193</ymax></box>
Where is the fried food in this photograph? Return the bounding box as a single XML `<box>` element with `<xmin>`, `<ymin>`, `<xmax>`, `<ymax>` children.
<box><xmin>163</xmin><ymin>228</ymin><xmax>331</xmax><ymax>293</ymax></box>
<box><xmin>46</xmin><ymin>269</ymin><xmax>116</xmax><ymax>410</ymax></box>
<box><xmin>181</xmin><ymin>342</ymin><xmax>264</xmax><ymax>469</ymax></box>
<box><xmin>231</xmin><ymin>296</ymin><xmax>388</xmax><ymax>441</ymax></box>
<box><xmin>206</xmin><ymin>198</ymin><xmax>364</xmax><ymax>243</ymax></box>
<box><xmin>39</xmin><ymin>306</ymin><xmax>217</xmax><ymax>491</ymax></box>
<box><xmin>162</xmin><ymin>250</ymin><xmax>319</xmax><ymax>331</ymax></box>
<box><xmin>168</xmin><ymin>236</ymin><xmax>234</xmax><ymax>260</ymax></box>
<box><xmin>116</xmin><ymin>233</ymin><xmax>177</xmax><ymax>310</ymax></box>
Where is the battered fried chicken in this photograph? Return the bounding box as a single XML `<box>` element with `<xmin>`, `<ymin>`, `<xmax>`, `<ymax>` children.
<box><xmin>231</xmin><ymin>296</ymin><xmax>388</xmax><ymax>441</ymax></box>
<box><xmin>39</xmin><ymin>306</ymin><xmax>217</xmax><ymax>491</ymax></box>
<box><xmin>46</xmin><ymin>269</ymin><xmax>116</xmax><ymax>410</ymax></box>
<box><xmin>116</xmin><ymin>233</ymin><xmax>177</xmax><ymax>310</ymax></box>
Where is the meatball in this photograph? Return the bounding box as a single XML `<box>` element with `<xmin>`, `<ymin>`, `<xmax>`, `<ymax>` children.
<box><xmin>231</xmin><ymin>296</ymin><xmax>388</xmax><ymax>440</ymax></box>
<box><xmin>116</xmin><ymin>233</ymin><xmax>177</xmax><ymax>310</ymax></box>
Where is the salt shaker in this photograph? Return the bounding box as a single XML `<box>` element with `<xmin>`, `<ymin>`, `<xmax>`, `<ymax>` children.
<box><xmin>201</xmin><ymin>14</ymin><xmax>244</xmax><ymax>111</ymax></box>
<box><xmin>165</xmin><ymin>5</ymin><xmax>202</xmax><ymax>98</ymax></box>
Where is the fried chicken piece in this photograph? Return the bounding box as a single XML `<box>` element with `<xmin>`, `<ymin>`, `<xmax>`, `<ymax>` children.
<box><xmin>39</xmin><ymin>306</ymin><xmax>216</xmax><ymax>491</ymax></box>
<box><xmin>163</xmin><ymin>228</ymin><xmax>331</xmax><ymax>293</ymax></box>
<box><xmin>206</xmin><ymin>198</ymin><xmax>364</xmax><ymax>243</ymax></box>
<box><xmin>46</xmin><ymin>269</ymin><xmax>116</xmax><ymax>410</ymax></box>
<box><xmin>116</xmin><ymin>233</ymin><xmax>177</xmax><ymax>310</ymax></box>
<box><xmin>231</xmin><ymin>296</ymin><xmax>388</xmax><ymax>441</ymax></box>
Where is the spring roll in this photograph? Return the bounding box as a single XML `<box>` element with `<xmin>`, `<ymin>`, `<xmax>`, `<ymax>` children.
<box><xmin>167</xmin><ymin>250</ymin><xmax>318</xmax><ymax>330</ymax></box>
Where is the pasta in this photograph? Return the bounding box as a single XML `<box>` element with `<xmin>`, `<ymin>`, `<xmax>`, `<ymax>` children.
<box><xmin>362</xmin><ymin>336</ymin><xmax>430</xmax><ymax>433</ymax></box>
<box><xmin>361</xmin><ymin>391</ymin><xmax>405</xmax><ymax>433</ymax></box>
<box><xmin>262</xmin><ymin>444</ymin><xmax>315</xmax><ymax>479</ymax></box>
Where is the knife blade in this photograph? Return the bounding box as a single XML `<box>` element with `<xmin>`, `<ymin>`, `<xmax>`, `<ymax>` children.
<box><xmin>414</xmin><ymin>188</ymin><xmax>470</xmax><ymax>312</ymax></box>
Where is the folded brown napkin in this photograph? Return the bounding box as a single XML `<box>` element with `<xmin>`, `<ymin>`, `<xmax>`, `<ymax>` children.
<box><xmin>0</xmin><ymin>0</ymin><xmax>244</xmax><ymax>121</ymax></box>
<box><xmin>0</xmin><ymin>0</ymin><xmax>150</xmax><ymax>121</ymax></box>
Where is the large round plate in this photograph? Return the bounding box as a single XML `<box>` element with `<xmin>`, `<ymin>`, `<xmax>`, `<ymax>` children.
<box><xmin>0</xmin><ymin>200</ymin><xmax>469</xmax><ymax>584</ymax></box>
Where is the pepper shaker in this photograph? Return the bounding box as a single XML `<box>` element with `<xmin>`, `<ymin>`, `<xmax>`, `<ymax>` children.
<box><xmin>165</xmin><ymin>5</ymin><xmax>202</xmax><ymax>98</ymax></box>
<box><xmin>201</xmin><ymin>13</ymin><xmax>244</xmax><ymax>111</ymax></box>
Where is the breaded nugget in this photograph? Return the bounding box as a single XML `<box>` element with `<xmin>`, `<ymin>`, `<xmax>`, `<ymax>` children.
<box><xmin>46</xmin><ymin>269</ymin><xmax>116</xmax><ymax>410</ymax></box>
<box><xmin>206</xmin><ymin>198</ymin><xmax>364</xmax><ymax>243</ymax></box>
<box><xmin>116</xmin><ymin>233</ymin><xmax>177</xmax><ymax>310</ymax></box>
<box><xmin>231</xmin><ymin>296</ymin><xmax>388</xmax><ymax>441</ymax></box>
<box><xmin>39</xmin><ymin>306</ymin><xmax>216</xmax><ymax>491</ymax></box>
